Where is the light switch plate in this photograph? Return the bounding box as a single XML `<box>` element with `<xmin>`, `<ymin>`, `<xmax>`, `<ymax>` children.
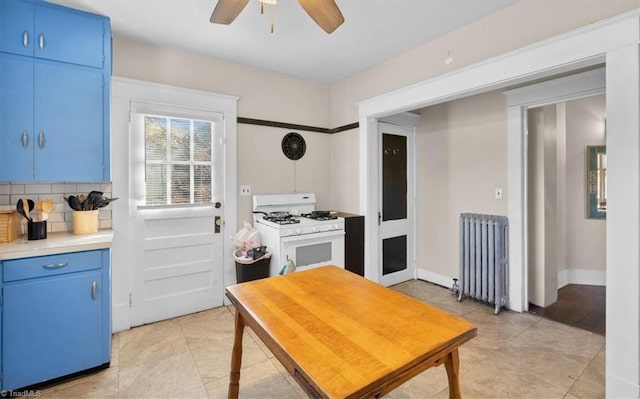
<box><xmin>240</xmin><ymin>185</ymin><xmax>251</xmax><ymax>196</ymax></box>
<box><xmin>495</xmin><ymin>188</ymin><xmax>503</xmax><ymax>200</ymax></box>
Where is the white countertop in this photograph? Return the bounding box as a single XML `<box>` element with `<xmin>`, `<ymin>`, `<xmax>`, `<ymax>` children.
<box><xmin>0</xmin><ymin>230</ymin><xmax>113</xmax><ymax>260</ymax></box>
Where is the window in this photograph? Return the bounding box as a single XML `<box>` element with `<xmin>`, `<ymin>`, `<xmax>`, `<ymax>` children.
<box><xmin>130</xmin><ymin>101</ymin><xmax>224</xmax><ymax>208</ymax></box>
<box><xmin>144</xmin><ymin>115</ymin><xmax>214</xmax><ymax>205</ymax></box>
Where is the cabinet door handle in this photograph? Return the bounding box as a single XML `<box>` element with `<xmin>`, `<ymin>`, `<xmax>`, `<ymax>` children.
<box><xmin>91</xmin><ymin>281</ymin><xmax>98</xmax><ymax>300</ymax></box>
<box><xmin>42</xmin><ymin>262</ymin><xmax>68</xmax><ymax>269</ymax></box>
<box><xmin>38</xmin><ymin>131</ymin><xmax>45</xmax><ymax>149</ymax></box>
<box><xmin>23</xmin><ymin>31</ymin><xmax>29</xmax><ymax>48</ymax></box>
<box><xmin>21</xmin><ymin>130</ymin><xmax>29</xmax><ymax>149</ymax></box>
<box><xmin>38</xmin><ymin>33</ymin><xmax>44</xmax><ymax>51</ymax></box>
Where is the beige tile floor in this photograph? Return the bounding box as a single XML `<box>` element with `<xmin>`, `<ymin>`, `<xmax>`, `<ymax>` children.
<box><xmin>36</xmin><ymin>280</ymin><xmax>604</xmax><ymax>399</ymax></box>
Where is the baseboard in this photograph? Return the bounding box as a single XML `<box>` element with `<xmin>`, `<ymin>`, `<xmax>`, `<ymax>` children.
<box><xmin>416</xmin><ymin>269</ymin><xmax>454</xmax><ymax>289</ymax></box>
<box><xmin>558</xmin><ymin>268</ymin><xmax>606</xmax><ymax>287</ymax></box>
<box><xmin>112</xmin><ymin>303</ymin><xmax>131</xmax><ymax>333</ymax></box>
<box><xmin>557</xmin><ymin>268</ymin><xmax>569</xmax><ymax>288</ymax></box>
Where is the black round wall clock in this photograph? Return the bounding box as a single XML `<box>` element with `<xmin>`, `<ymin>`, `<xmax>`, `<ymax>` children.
<box><xmin>281</xmin><ymin>132</ymin><xmax>306</xmax><ymax>161</ymax></box>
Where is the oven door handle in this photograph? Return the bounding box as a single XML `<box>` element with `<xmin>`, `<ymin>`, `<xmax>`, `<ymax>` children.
<box><xmin>281</xmin><ymin>230</ymin><xmax>345</xmax><ymax>244</ymax></box>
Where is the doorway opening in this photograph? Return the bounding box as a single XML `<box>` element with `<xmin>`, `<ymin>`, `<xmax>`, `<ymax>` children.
<box><xmin>526</xmin><ymin>94</ymin><xmax>606</xmax><ymax>335</ymax></box>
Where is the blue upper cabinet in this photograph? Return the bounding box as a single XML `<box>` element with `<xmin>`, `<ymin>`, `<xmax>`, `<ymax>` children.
<box><xmin>0</xmin><ymin>0</ymin><xmax>111</xmax><ymax>182</ymax></box>
<box><xmin>0</xmin><ymin>0</ymin><xmax>35</xmax><ymax>57</ymax></box>
<box><xmin>35</xmin><ymin>5</ymin><xmax>105</xmax><ymax>68</ymax></box>
<box><xmin>0</xmin><ymin>0</ymin><xmax>105</xmax><ymax>68</ymax></box>
<box><xmin>0</xmin><ymin>55</ymin><xmax>34</xmax><ymax>181</ymax></box>
<box><xmin>35</xmin><ymin>62</ymin><xmax>106</xmax><ymax>181</ymax></box>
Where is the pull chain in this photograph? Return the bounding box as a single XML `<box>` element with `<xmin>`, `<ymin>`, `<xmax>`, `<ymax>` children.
<box><xmin>270</xmin><ymin>4</ymin><xmax>275</xmax><ymax>33</ymax></box>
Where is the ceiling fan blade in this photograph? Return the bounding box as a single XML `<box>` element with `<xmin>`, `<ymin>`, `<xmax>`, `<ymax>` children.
<box><xmin>297</xmin><ymin>0</ymin><xmax>344</xmax><ymax>34</ymax></box>
<box><xmin>210</xmin><ymin>0</ymin><xmax>250</xmax><ymax>24</ymax></box>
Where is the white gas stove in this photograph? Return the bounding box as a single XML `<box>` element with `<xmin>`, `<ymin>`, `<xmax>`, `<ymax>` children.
<box><xmin>252</xmin><ymin>193</ymin><xmax>345</xmax><ymax>276</ymax></box>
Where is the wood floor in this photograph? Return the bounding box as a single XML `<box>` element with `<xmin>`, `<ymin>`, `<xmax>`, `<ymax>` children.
<box><xmin>528</xmin><ymin>284</ymin><xmax>606</xmax><ymax>336</ymax></box>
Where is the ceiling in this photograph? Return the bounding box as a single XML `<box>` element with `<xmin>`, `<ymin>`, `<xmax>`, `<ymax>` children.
<box><xmin>48</xmin><ymin>0</ymin><xmax>518</xmax><ymax>84</ymax></box>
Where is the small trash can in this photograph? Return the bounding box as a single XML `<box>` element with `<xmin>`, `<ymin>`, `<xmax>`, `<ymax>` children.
<box><xmin>234</xmin><ymin>250</ymin><xmax>271</xmax><ymax>283</ymax></box>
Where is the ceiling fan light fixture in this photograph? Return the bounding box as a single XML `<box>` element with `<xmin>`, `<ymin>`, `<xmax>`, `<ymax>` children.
<box><xmin>210</xmin><ymin>0</ymin><xmax>343</xmax><ymax>34</ymax></box>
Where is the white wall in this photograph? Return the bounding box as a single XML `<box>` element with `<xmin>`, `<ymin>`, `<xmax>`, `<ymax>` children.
<box><xmin>330</xmin><ymin>1</ymin><xmax>637</xmax><ymax>127</ymax></box>
<box><xmin>416</xmin><ymin>91</ymin><xmax>508</xmax><ymax>281</ymax></box>
<box><xmin>236</xmin><ymin>124</ymin><xmax>332</xmax><ymax>226</ymax></box>
<box><xmin>329</xmin><ymin>128</ymin><xmax>360</xmax><ymax>214</ymax></box>
<box><xmin>527</xmin><ymin>105</ymin><xmax>559</xmax><ymax>307</ymax></box>
<box><xmin>565</xmin><ymin>95</ymin><xmax>606</xmax><ymax>275</ymax></box>
<box><xmin>555</xmin><ymin>103</ymin><xmax>568</xmax><ymax>287</ymax></box>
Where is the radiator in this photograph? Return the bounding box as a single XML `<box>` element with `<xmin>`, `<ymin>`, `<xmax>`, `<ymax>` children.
<box><xmin>457</xmin><ymin>213</ymin><xmax>509</xmax><ymax>314</ymax></box>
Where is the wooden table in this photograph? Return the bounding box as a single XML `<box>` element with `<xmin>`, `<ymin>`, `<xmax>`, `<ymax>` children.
<box><xmin>225</xmin><ymin>266</ymin><xmax>477</xmax><ymax>399</ymax></box>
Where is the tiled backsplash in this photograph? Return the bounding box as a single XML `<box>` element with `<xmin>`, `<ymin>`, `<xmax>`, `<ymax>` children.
<box><xmin>0</xmin><ymin>183</ymin><xmax>113</xmax><ymax>234</ymax></box>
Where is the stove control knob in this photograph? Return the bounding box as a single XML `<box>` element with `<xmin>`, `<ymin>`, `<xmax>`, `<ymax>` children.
<box><xmin>312</xmin><ymin>226</ymin><xmax>318</xmax><ymax>232</ymax></box>
<box><xmin>287</xmin><ymin>229</ymin><xmax>293</xmax><ymax>236</ymax></box>
<box><xmin>295</xmin><ymin>228</ymin><xmax>301</xmax><ymax>235</ymax></box>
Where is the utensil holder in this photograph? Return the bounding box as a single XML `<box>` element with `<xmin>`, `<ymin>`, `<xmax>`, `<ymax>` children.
<box><xmin>27</xmin><ymin>221</ymin><xmax>47</xmax><ymax>240</ymax></box>
<box><xmin>72</xmin><ymin>210</ymin><xmax>99</xmax><ymax>235</ymax></box>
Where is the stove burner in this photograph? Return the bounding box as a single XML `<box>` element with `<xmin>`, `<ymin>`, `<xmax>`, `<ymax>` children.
<box><xmin>264</xmin><ymin>215</ymin><xmax>300</xmax><ymax>225</ymax></box>
<box><xmin>301</xmin><ymin>211</ymin><xmax>337</xmax><ymax>221</ymax></box>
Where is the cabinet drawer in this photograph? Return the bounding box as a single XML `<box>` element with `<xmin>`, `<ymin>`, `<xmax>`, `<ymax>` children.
<box><xmin>3</xmin><ymin>250</ymin><xmax>103</xmax><ymax>282</ymax></box>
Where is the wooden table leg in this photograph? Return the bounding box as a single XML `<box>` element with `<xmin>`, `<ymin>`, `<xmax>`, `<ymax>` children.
<box><xmin>444</xmin><ymin>349</ymin><xmax>461</xmax><ymax>399</ymax></box>
<box><xmin>228</xmin><ymin>311</ymin><xmax>245</xmax><ymax>399</ymax></box>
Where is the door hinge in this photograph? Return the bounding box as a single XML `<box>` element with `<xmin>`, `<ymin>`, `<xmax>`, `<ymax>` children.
<box><xmin>0</xmin><ymin>296</ymin><xmax>3</xmax><ymax>306</ymax></box>
<box><xmin>128</xmin><ymin>293</ymin><xmax>133</xmax><ymax>308</ymax></box>
<box><xmin>378</xmin><ymin>211</ymin><xmax>382</xmax><ymax>226</ymax></box>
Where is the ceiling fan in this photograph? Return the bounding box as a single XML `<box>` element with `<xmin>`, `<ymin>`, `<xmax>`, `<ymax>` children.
<box><xmin>210</xmin><ymin>0</ymin><xmax>345</xmax><ymax>34</ymax></box>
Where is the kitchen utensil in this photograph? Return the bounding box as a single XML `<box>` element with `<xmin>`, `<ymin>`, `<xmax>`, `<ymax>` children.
<box><xmin>65</xmin><ymin>192</ymin><xmax>117</xmax><ymax>211</ymax></box>
<box><xmin>35</xmin><ymin>198</ymin><xmax>54</xmax><ymax>222</ymax></box>
<box><xmin>16</xmin><ymin>198</ymin><xmax>34</xmax><ymax>222</ymax></box>
<box><xmin>36</xmin><ymin>198</ymin><xmax>54</xmax><ymax>213</ymax></box>
<box><xmin>65</xmin><ymin>195</ymin><xmax>82</xmax><ymax>211</ymax></box>
<box><xmin>95</xmin><ymin>196</ymin><xmax>118</xmax><ymax>209</ymax></box>
<box><xmin>85</xmin><ymin>191</ymin><xmax>103</xmax><ymax>210</ymax></box>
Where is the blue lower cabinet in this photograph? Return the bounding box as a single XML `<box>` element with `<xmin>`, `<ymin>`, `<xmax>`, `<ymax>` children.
<box><xmin>0</xmin><ymin>249</ymin><xmax>111</xmax><ymax>391</ymax></box>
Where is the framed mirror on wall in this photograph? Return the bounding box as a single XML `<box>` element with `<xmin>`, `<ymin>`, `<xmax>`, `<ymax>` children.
<box><xmin>587</xmin><ymin>145</ymin><xmax>606</xmax><ymax>219</ymax></box>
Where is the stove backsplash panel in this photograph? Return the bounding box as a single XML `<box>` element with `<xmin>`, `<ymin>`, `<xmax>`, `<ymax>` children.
<box><xmin>0</xmin><ymin>182</ymin><xmax>113</xmax><ymax>234</ymax></box>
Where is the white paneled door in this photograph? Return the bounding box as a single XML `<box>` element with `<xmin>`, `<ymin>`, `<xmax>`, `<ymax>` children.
<box><xmin>129</xmin><ymin>102</ymin><xmax>225</xmax><ymax>327</ymax></box>
<box><xmin>378</xmin><ymin>122</ymin><xmax>415</xmax><ymax>286</ymax></box>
